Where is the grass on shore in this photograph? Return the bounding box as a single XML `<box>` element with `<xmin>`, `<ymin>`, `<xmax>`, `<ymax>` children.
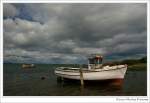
<box><xmin>127</xmin><ymin>63</ymin><xmax>147</xmax><ymax>71</ymax></box>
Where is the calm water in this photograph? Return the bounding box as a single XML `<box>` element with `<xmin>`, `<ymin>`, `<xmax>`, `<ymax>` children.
<box><xmin>3</xmin><ymin>64</ymin><xmax>147</xmax><ymax>96</ymax></box>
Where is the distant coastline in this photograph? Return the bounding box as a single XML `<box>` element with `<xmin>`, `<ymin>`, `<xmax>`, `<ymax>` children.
<box><xmin>103</xmin><ymin>56</ymin><xmax>147</xmax><ymax>71</ymax></box>
<box><xmin>4</xmin><ymin>56</ymin><xmax>147</xmax><ymax>71</ymax></box>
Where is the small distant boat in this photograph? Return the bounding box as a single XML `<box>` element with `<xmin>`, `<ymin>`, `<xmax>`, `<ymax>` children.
<box><xmin>54</xmin><ymin>54</ymin><xmax>127</xmax><ymax>81</ymax></box>
<box><xmin>22</xmin><ymin>64</ymin><xmax>35</xmax><ymax>68</ymax></box>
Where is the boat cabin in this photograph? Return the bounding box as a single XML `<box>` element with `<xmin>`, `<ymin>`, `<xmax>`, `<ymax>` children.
<box><xmin>88</xmin><ymin>54</ymin><xmax>103</xmax><ymax>70</ymax></box>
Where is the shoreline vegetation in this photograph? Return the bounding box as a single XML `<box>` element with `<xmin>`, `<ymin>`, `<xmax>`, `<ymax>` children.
<box><xmin>4</xmin><ymin>57</ymin><xmax>147</xmax><ymax>71</ymax></box>
<box><xmin>103</xmin><ymin>56</ymin><xmax>147</xmax><ymax>71</ymax></box>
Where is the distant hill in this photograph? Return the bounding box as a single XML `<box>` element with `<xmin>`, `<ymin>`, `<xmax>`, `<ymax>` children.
<box><xmin>103</xmin><ymin>56</ymin><xmax>147</xmax><ymax>66</ymax></box>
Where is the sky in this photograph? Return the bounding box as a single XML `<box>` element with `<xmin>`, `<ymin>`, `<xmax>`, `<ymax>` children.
<box><xmin>3</xmin><ymin>3</ymin><xmax>147</xmax><ymax>64</ymax></box>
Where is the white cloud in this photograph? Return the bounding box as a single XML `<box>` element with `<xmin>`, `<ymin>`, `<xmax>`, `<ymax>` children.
<box><xmin>73</xmin><ymin>47</ymin><xmax>106</xmax><ymax>55</ymax></box>
<box><xmin>23</xmin><ymin>4</ymin><xmax>70</xmax><ymax>23</ymax></box>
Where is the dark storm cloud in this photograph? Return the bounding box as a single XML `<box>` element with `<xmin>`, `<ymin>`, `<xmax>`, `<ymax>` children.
<box><xmin>3</xmin><ymin>3</ymin><xmax>147</xmax><ymax>63</ymax></box>
<box><xmin>3</xmin><ymin>4</ymin><xmax>19</xmax><ymax>17</ymax></box>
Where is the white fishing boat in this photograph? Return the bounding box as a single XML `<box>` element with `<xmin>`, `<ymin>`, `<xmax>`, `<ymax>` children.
<box><xmin>54</xmin><ymin>54</ymin><xmax>127</xmax><ymax>81</ymax></box>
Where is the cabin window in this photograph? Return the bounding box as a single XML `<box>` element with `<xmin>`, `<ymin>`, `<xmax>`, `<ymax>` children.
<box><xmin>89</xmin><ymin>58</ymin><xmax>95</xmax><ymax>64</ymax></box>
<box><xmin>89</xmin><ymin>58</ymin><xmax>102</xmax><ymax>64</ymax></box>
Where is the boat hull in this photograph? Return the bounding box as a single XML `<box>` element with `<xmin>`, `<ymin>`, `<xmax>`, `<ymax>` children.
<box><xmin>55</xmin><ymin>66</ymin><xmax>127</xmax><ymax>80</ymax></box>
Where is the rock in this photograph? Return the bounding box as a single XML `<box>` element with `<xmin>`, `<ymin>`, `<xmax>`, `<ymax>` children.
<box><xmin>41</xmin><ymin>76</ymin><xmax>46</xmax><ymax>80</ymax></box>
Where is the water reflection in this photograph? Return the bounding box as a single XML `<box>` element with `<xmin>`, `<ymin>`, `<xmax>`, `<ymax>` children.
<box><xmin>56</xmin><ymin>78</ymin><xmax>123</xmax><ymax>96</ymax></box>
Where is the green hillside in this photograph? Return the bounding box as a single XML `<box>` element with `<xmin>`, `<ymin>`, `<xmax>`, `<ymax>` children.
<box><xmin>104</xmin><ymin>57</ymin><xmax>147</xmax><ymax>70</ymax></box>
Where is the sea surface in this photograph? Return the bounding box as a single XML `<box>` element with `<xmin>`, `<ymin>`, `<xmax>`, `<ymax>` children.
<box><xmin>3</xmin><ymin>63</ymin><xmax>147</xmax><ymax>96</ymax></box>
